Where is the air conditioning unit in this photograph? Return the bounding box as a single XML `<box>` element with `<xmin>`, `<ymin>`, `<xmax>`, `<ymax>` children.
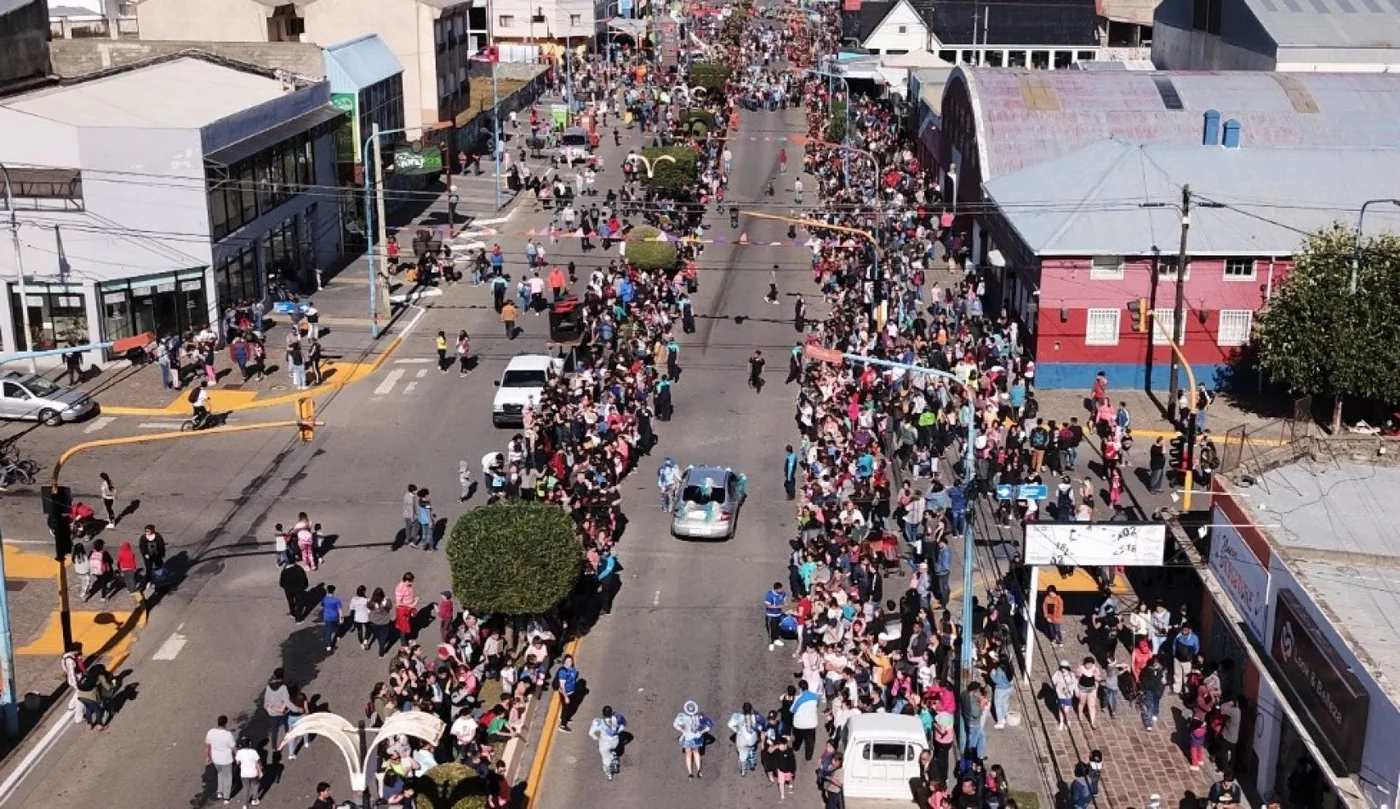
<box><xmin>531</xmin><ymin>13</ymin><xmax>546</xmax><ymax>22</ymax></box>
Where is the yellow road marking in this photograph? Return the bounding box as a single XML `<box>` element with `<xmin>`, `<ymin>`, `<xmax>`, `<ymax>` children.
<box><xmin>523</xmin><ymin>636</ymin><xmax>581</xmax><ymax>809</ymax></box>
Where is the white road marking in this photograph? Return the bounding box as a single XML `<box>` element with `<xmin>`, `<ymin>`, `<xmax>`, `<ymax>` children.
<box><xmin>394</xmin><ymin>358</ymin><xmax>433</xmax><ymax>365</ymax></box>
<box><xmin>3</xmin><ymin>539</ymin><xmax>52</xmax><ymax>546</ymax></box>
<box><xmin>653</xmin><ymin>590</ymin><xmax>661</xmax><ymax>606</ymax></box>
<box><xmin>83</xmin><ymin>416</ymin><xmax>115</xmax><ymax>434</ymax></box>
<box><xmin>373</xmin><ymin>369</ymin><xmax>404</xmax><ymax>396</ymax></box>
<box><xmin>415</xmin><ymin>369</ymin><xmax>427</xmax><ymax>378</ymax></box>
<box><xmin>137</xmin><ymin>421</ymin><xmax>187</xmax><ymax>429</ymax></box>
<box><xmin>389</xmin><ymin>287</ymin><xmax>444</xmax><ymax>305</ymax></box>
<box><xmin>0</xmin><ymin>703</ymin><xmax>74</xmax><ymax>806</ymax></box>
<box><xmin>403</xmin><ymin>382</ymin><xmax>418</xmax><ymax>394</ymax></box>
<box><xmin>152</xmin><ymin>625</ymin><xmax>188</xmax><ymax>661</ymax></box>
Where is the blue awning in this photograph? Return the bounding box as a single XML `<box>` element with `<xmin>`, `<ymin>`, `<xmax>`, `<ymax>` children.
<box><xmin>324</xmin><ymin>34</ymin><xmax>403</xmax><ymax>93</ymax></box>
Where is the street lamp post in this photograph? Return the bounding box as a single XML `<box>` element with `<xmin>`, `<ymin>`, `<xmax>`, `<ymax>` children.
<box><xmin>362</xmin><ymin>126</ymin><xmax>409</xmax><ymax>339</ymax></box>
<box><xmin>281</xmin><ymin>709</ymin><xmax>444</xmax><ymax>808</ymax></box>
<box><xmin>0</xmin><ymin>164</ymin><xmax>38</xmax><ymax>372</ymax></box>
<box><xmin>809</xmin><ymin>69</ymin><xmax>852</xmax><ymax>182</ymax></box>
<box><xmin>1351</xmin><ymin>198</ymin><xmax>1400</xmax><ymax>294</ymax></box>
<box><xmin>626</xmin><ymin>152</ymin><xmax>676</xmax><ymax>179</ymax></box>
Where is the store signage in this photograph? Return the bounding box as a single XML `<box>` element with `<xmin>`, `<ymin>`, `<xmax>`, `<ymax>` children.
<box><xmin>1207</xmin><ymin>515</ymin><xmax>1270</xmax><ymax>642</ymax></box>
<box><xmin>1271</xmin><ymin>588</ymin><xmax>1369</xmax><ymax>773</ymax></box>
<box><xmin>331</xmin><ymin>93</ymin><xmax>359</xmax><ymax>164</ymax></box>
<box><xmin>393</xmin><ymin>143</ymin><xmax>443</xmax><ymax>175</ymax></box>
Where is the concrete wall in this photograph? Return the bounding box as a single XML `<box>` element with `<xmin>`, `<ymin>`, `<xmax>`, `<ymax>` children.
<box><xmin>135</xmin><ymin>0</ymin><xmax>268</xmax><ymax>42</ymax></box>
<box><xmin>0</xmin><ymin>0</ymin><xmax>51</xmax><ymax>90</ymax></box>
<box><xmin>1152</xmin><ymin>22</ymin><xmax>1277</xmax><ymax>70</ymax></box>
<box><xmin>50</xmin><ymin>38</ymin><xmax>326</xmax><ymax>79</ymax></box>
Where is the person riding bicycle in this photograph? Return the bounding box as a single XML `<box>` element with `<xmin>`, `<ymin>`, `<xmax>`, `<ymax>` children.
<box><xmin>587</xmin><ymin>705</ymin><xmax>627</xmax><ymax>781</ymax></box>
<box><xmin>189</xmin><ymin>380</ymin><xmax>211</xmax><ymax>427</ymax></box>
<box><xmin>727</xmin><ymin>702</ymin><xmax>765</xmax><ymax>776</ymax></box>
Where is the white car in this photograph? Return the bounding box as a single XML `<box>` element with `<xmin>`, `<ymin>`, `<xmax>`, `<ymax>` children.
<box><xmin>492</xmin><ymin>354</ymin><xmax>562</xmax><ymax>427</ymax></box>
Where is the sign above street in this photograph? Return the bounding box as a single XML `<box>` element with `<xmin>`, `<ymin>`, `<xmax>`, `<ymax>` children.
<box><xmin>803</xmin><ymin>345</ymin><xmax>843</xmax><ymax>364</ymax></box>
<box><xmin>996</xmin><ymin>484</ymin><xmax>1048</xmax><ymax>501</ymax></box>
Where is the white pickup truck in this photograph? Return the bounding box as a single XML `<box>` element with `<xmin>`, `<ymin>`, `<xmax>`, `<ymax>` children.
<box><xmin>492</xmin><ymin>354</ymin><xmax>563</xmax><ymax>427</ymax></box>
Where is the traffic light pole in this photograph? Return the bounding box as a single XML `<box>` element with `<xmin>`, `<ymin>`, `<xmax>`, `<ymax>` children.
<box><xmin>1150</xmin><ymin>317</ymin><xmax>1197</xmax><ymax>511</ymax></box>
<box><xmin>1167</xmin><ymin>185</ymin><xmax>1191</xmax><ymax>424</ymax></box>
<box><xmin>49</xmin><ymin>408</ymin><xmax>322</xmax><ymax>652</ymax></box>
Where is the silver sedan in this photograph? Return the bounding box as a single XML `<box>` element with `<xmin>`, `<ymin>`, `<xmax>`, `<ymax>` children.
<box><xmin>671</xmin><ymin>465</ymin><xmax>745</xmax><ymax>540</ymax></box>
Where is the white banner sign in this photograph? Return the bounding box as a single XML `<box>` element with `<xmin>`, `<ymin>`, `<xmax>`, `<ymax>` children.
<box><xmin>1208</xmin><ymin>510</ymin><xmax>1271</xmax><ymax>642</ymax></box>
<box><xmin>1023</xmin><ymin>523</ymin><xmax>1168</xmax><ymax>567</ymax></box>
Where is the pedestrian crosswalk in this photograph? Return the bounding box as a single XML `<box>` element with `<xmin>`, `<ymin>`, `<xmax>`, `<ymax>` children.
<box><xmin>371</xmin><ymin>361</ymin><xmax>437</xmax><ymax>397</ymax></box>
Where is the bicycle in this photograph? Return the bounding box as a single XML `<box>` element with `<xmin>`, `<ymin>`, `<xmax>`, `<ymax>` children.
<box><xmin>0</xmin><ymin>459</ymin><xmax>36</xmax><ymax>488</ymax></box>
<box><xmin>181</xmin><ymin>410</ymin><xmax>223</xmax><ymax>432</ymax></box>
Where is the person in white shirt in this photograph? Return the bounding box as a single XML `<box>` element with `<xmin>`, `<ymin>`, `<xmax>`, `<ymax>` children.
<box><xmin>205</xmin><ymin>715</ymin><xmax>237</xmax><ymax>802</ymax></box>
<box><xmin>234</xmin><ymin>736</ymin><xmax>262</xmax><ymax>807</ymax></box>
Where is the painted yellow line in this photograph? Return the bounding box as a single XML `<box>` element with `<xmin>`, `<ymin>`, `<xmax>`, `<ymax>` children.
<box><xmin>100</xmin><ymin>335</ymin><xmax>405</xmax><ymax>417</ymax></box>
<box><xmin>523</xmin><ymin>636</ymin><xmax>581</xmax><ymax>809</ymax></box>
<box><xmin>1132</xmin><ymin>428</ymin><xmax>1287</xmax><ymax>447</ymax></box>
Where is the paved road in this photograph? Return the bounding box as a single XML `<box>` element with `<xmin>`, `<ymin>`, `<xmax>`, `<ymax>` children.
<box><xmin>0</xmin><ymin>98</ymin><xmax>691</xmax><ymax>809</ymax></box>
<box><xmin>530</xmin><ymin>103</ymin><xmax>824</xmax><ymax>807</ymax></box>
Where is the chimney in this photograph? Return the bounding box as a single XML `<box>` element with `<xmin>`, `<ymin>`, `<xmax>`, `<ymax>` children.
<box><xmin>1222</xmin><ymin>119</ymin><xmax>1241</xmax><ymax>149</ymax></box>
<box><xmin>1202</xmin><ymin>109</ymin><xmax>1220</xmax><ymax>146</ymax></box>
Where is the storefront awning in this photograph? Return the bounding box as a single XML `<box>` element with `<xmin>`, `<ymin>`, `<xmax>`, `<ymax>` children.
<box><xmin>205</xmin><ymin>105</ymin><xmax>346</xmax><ymax>168</ymax></box>
<box><xmin>606</xmin><ymin>18</ymin><xmax>648</xmax><ymax>38</ymax></box>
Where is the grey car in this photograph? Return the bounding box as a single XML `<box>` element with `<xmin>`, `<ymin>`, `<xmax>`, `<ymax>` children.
<box><xmin>671</xmin><ymin>465</ymin><xmax>745</xmax><ymax>540</ymax></box>
<box><xmin>0</xmin><ymin>370</ymin><xmax>97</xmax><ymax>426</ymax></box>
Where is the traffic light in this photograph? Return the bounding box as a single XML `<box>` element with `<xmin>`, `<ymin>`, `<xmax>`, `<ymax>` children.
<box><xmin>1127</xmin><ymin>299</ymin><xmax>1148</xmax><ymax>332</ymax></box>
<box><xmin>1169</xmin><ymin>431</ymin><xmax>1187</xmax><ymax>473</ymax></box>
<box><xmin>729</xmin><ymin>206</ymin><xmax>739</xmax><ymax>230</ymax></box>
<box><xmin>296</xmin><ymin>397</ymin><xmax>316</xmax><ymax>444</ymax></box>
<box><xmin>42</xmin><ymin>485</ymin><xmax>73</xmax><ymax>559</ymax></box>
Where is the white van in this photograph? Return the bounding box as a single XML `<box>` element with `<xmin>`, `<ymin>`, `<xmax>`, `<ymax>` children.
<box><xmin>840</xmin><ymin>713</ymin><xmax>928</xmax><ymax>801</ymax></box>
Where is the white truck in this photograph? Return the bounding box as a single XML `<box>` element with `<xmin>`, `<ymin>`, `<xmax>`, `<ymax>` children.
<box><xmin>841</xmin><ymin>714</ymin><xmax>929</xmax><ymax>803</ymax></box>
<box><xmin>492</xmin><ymin>354</ymin><xmax>562</xmax><ymax>427</ymax></box>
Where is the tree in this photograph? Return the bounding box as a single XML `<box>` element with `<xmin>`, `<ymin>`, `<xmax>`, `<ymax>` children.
<box><xmin>446</xmin><ymin>501</ymin><xmax>582</xmax><ymax>615</ymax></box>
<box><xmin>640</xmin><ymin>145</ymin><xmax>697</xmax><ymax>195</ymax></box>
<box><xmin>826</xmin><ymin>99</ymin><xmax>847</xmax><ymax>144</ymax></box>
<box><xmin>419</xmin><ymin>763</ymin><xmax>487</xmax><ymax>809</ymax></box>
<box><xmin>1254</xmin><ymin>223</ymin><xmax>1400</xmax><ymax>432</ymax></box>
<box><xmin>625</xmin><ymin>225</ymin><xmax>679</xmax><ymax>271</ymax></box>
<box><xmin>689</xmin><ymin>62</ymin><xmax>732</xmax><ymax>96</ymax></box>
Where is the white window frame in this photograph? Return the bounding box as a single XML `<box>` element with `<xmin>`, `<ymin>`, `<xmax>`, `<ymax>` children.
<box><xmin>897</xmin><ymin>24</ymin><xmax>908</xmax><ymax>33</ymax></box>
<box><xmin>1085</xmin><ymin>308</ymin><xmax>1121</xmax><ymax>346</ymax></box>
<box><xmin>1090</xmin><ymin>255</ymin><xmax>1124</xmax><ymax>280</ymax></box>
<box><xmin>570</xmin><ymin>12</ymin><xmax>582</xmax><ymax>25</ymax></box>
<box><xmin>1217</xmin><ymin>310</ymin><xmax>1253</xmax><ymax>347</ymax></box>
<box><xmin>1156</xmin><ymin>256</ymin><xmax>1190</xmax><ymax>280</ymax></box>
<box><xmin>1151</xmin><ymin>309</ymin><xmax>1184</xmax><ymax>345</ymax></box>
<box><xmin>498</xmin><ymin>14</ymin><xmax>514</xmax><ymax>27</ymax></box>
<box><xmin>1223</xmin><ymin>257</ymin><xmax>1256</xmax><ymax>281</ymax></box>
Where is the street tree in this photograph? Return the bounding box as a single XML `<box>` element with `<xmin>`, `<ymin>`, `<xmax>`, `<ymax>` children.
<box><xmin>446</xmin><ymin>501</ymin><xmax>582</xmax><ymax>615</ymax></box>
<box><xmin>1255</xmin><ymin>223</ymin><xmax>1400</xmax><ymax>432</ymax></box>
<box><xmin>688</xmin><ymin>62</ymin><xmax>732</xmax><ymax>95</ymax></box>
<box><xmin>625</xmin><ymin>225</ymin><xmax>679</xmax><ymax>271</ymax></box>
<box><xmin>640</xmin><ymin>145</ymin><xmax>698</xmax><ymax>195</ymax></box>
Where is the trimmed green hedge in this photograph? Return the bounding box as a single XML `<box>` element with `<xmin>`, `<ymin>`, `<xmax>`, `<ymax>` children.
<box><xmin>420</xmin><ymin>763</ymin><xmax>488</xmax><ymax>809</ymax></box>
<box><xmin>626</xmin><ymin>225</ymin><xmax>679</xmax><ymax>271</ymax></box>
<box><xmin>689</xmin><ymin>62</ymin><xmax>732</xmax><ymax>95</ymax></box>
<box><xmin>446</xmin><ymin>501</ymin><xmax>582</xmax><ymax>616</ymax></box>
<box><xmin>640</xmin><ymin>145</ymin><xmax>697</xmax><ymax>195</ymax></box>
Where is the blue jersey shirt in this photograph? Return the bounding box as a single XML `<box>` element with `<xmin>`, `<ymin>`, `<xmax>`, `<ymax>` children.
<box><xmin>764</xmin><ymin>588</ymin><xmax>787</xmax><ymax>618</ymax></box>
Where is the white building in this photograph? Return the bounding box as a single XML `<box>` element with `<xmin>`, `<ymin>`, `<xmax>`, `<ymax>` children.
<box><xmin>1153</xmin><ymin>0</ymin><xmax>1400</xmax><ymax>71</ymax></box>
<box><xmin>0</xmin><ymin>54</ymin><xmax>343</xmax><ymax>363</ymax></box>
<box><xmin>489</xmin><ymin>0</ymin><xmax>607</xmax><ymax>47</ymax></box>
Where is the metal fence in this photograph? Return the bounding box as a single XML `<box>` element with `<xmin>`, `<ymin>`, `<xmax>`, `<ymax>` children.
<box><xmin>1219</xmin><ymin>396</ymin><xmax>1312</xmax><ymax>474</ymax></box>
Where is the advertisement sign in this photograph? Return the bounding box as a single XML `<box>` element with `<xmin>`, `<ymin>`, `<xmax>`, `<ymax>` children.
<box><xmin>393</xmin><ymin>143</ymin><xmax>443</xmax><ymax>175</ymax></box>
<box><xmin>1022</xmin><ymin>523</ymin><xmax>1167</xmax><ymax>567</ymax></box>
<box><xmin>1271</xmin><ymin>588</ymin><xmax>1370</xmax><ymax>772</ymax></box>
<box><xmin>1208</xmin><ymin>512</ymin><xmax>1271</xmax><ymax>642</ymax></box>
<box><xmin>331</xmin><ymin>93</ymin><xmax>359</xmax><ymax>164</ymax></box>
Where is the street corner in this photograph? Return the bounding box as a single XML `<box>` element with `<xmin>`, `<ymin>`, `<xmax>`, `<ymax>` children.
<box><xmin>18</xmin><ymin>607</ymin><xmax>138</xmax><ymax>665</ymax></box>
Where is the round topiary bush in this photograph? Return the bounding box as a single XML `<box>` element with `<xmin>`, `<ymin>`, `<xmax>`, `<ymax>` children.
<box><xmin>626</xmin><ymin>225</ymin><xmax>679</xmax><ymax>271</ymax></box>
<box><xmin>446</xmin><ymin>501</ymin><xmax>582</xmax><ymax>616</ymax></box>
<box><xmin>419</xmin><ymin>763</ymin><xmax>488</xmax><ymax>809</ymax></box>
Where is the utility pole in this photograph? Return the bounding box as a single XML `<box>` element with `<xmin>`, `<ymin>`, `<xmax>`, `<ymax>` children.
<box><xmin>1168</xmin><ymin>184</ymin><xmax>1191</xmax><ymax>424</ymax></box>
<box><xmin>371</xmin><ymin>124</ymin><xmax>392</xmax><ymax>328</ymax></box>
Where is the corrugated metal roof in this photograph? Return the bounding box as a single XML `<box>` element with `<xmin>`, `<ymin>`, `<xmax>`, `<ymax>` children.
<box><xmin>983</xmin><ymin>138</ymin><xmax>1400</xmax><ymax>255</ymax></box>
<box><xmin>957</xmin><ymin>67</ymin><xmax>1400</xmax><ymax>180</ymax></box>
<box><xmin>1245</xmin><ymin>0</ymin><xmax>1400</xmax><ymax>50</ymax></box>
<box><xmin>324</xmin><ymin>34</ymin><xmax>403</xmax><ymax>93</ymax></box>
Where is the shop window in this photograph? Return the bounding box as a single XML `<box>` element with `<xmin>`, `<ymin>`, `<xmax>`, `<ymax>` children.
<box><xmin>984</xmin><ymin>50</ymin><xmax>1004</xmax><ymax>67</ymax></box>
<box><xmin>9</xmin><ymin>285</ymin><xmax>88</xmax><ymax>351</ymax></box>
<box><xmin>238</xmin><ymin>162</ymin><xmax>258</xmax><ymax>225</ymax></box>
<box><xmin>1054</xmin><ymin>51</ymin><xmax>1073</xmax><ymax>69</ymax></box>
<box><xmin>209</xmin><ymin>183</ymin><xmax>230</xmax><ymax>241</ymax></box>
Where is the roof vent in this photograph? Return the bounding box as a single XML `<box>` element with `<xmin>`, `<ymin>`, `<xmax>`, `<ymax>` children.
<box><xmin>1152</xmin><ymin>75</ymin><xmax>1184</xmax><ymax>110</ymax></box>
<box><xmin>1202</xmin><ymin>109</ymin><xmax>1221</xmax><ymax>146</ymax></box>
<box><xmin>1222</xmin><ymin>119</ymin><xmax>1242</xmax><ymax>149</ymax></box>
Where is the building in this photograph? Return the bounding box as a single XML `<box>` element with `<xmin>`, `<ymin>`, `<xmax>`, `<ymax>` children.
<box><xmin>1153</xmin><ymin>0</ymin><xmax>1400</xmax><ymax>71</ymax></box>
<box><xmin>324</xmin><ymin>34</ymin><xmax>405</xmax><ymax>245</ymax></box>
<box><xmin>0</xmin><ymin>0</ymin><xmax>52</xmax><ymax>95</ymax></box>
<box><xmin>937</xmin><ymin>67</ymin><xmax>1400</xmax><ymax>389</ymax></box>
<box><xmin>1204</xmin><ymin>456</ymin><xmax>1400</xmax><ymax>809</ymax></box>
<box><xmin>48</xmin><ymin>0</ymin><xmax>139</xmax><ymax>39</ymax></box>
<box><xmin>840</xmin><ymin>0</ymin><xmax>1099</xmax><ymax>66</ymax></box>
<box><xmin>489</xmin><ymin>0</ymin><xmax>604</xmax><ymax>46</ymax></box>
<box><xmin>131</xmin><ymin>0</ymin><xmax>485</xmax><ymax>137</ymax></box>
<box><xmin>0</xmin><ymin>54</ymin><xmax>343</xmax><ymax>363</ymax></box>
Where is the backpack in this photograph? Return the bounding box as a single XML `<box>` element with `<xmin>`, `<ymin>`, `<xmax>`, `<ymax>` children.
<box><xmin>188</xmin><ymin>388</ymin><xmax>200</xmax><ymax>405</ymax></box>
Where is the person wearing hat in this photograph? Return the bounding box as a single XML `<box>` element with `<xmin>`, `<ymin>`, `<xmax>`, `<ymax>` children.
<box><xmin>1050</xmin><ymin>659</ymin><xmax>1077</xmax><ymax>731</ymax></box>
<box><xmin>673</xmin><ymin>700</ymin><xmax>714</xmax><ymax>778</ymax></box>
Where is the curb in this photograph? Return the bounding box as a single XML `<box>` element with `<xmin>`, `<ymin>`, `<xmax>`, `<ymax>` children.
<box><xmin>520</xmin><ymin>636</ymin><xmax>580</xmax><ymax>809</ymax></box>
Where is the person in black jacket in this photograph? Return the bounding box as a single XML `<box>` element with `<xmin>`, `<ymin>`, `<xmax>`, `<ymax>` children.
<box><xmin>279</xmin><ymin>559</ymin><xmax>309</xmax><ymax>621</ymax></box>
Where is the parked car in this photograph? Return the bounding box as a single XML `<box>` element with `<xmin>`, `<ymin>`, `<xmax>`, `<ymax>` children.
<box><xmin>671</xmin><ymin>465</ymin><xmax>745</xmax><ymax>540</ymax></box>
<box><xmin>0</xmin><ymin>370</ymin><xmax>96</xmax><ymax>426</ymax></box>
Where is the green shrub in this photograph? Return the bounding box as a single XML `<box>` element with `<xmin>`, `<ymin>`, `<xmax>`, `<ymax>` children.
<box><xmin>689</xmin><ymin>62</ymin><xmax>732</xmax><ymax>95</ymax></box>
<box><xmin>626</xmin><ymin>225</ymin><xmax>679</xmax><ymax>271</ymax></box>
<box><xmin>640</xmin><ymin>145</ymin><xmax>697</xmax><ymax>195</ymax></box>
<box><xmin>446</xmin><ymin>502</ymin><xmax>582</xmax><ymax>616</ymax></box>
<box><xmin>826</xmin><ymin>99</ymin><xmax>847</xmax><ymax>144</ymax></box>
<box><xmin>681</xmin><ymin>109</ymin><xmax>716</xmax><ymax>129</ymax></box>
<box><xmin>419</xmin><ymin>763</ymin><xmax>488</xmax><ymax>809</ymax></box>
<box><xmin>690</xmin><ymin>122</ymin><xmax>709</xmax><ymax>137</ymax></box>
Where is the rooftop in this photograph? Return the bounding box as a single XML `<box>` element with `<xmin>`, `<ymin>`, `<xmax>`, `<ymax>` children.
<box><xmin>1242</xmin><ymin>0</ymin><xmax>1400</xmax><ymax>51</ymax></box>
<box><xmin>1243</xmin><ymin>462</ymin><xmax>1400</xmax><ymax>702</ymax></box>
<box><xmin>2</xmin><ymin>56</ymin><xmax>289</xmax><ymax>129</ymax></box>
<box><xmin>929</xmin><ymin>0</ymin><xmax>1099</xmax><ymax>47</ymax></box>
<box><xmin>324</xmin><ymin>34</ymin><xmax>403</xmax><ymax>93</ymax></box>
<box><xmin>953</xmin><ymin>68</ymin><xmax>1400</xmax><ymax>180</ymax></box>
<box><xmin>984</xmin><ymin>139</ymin><xmax>1400</xmax><ymax>255</ymax></box>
